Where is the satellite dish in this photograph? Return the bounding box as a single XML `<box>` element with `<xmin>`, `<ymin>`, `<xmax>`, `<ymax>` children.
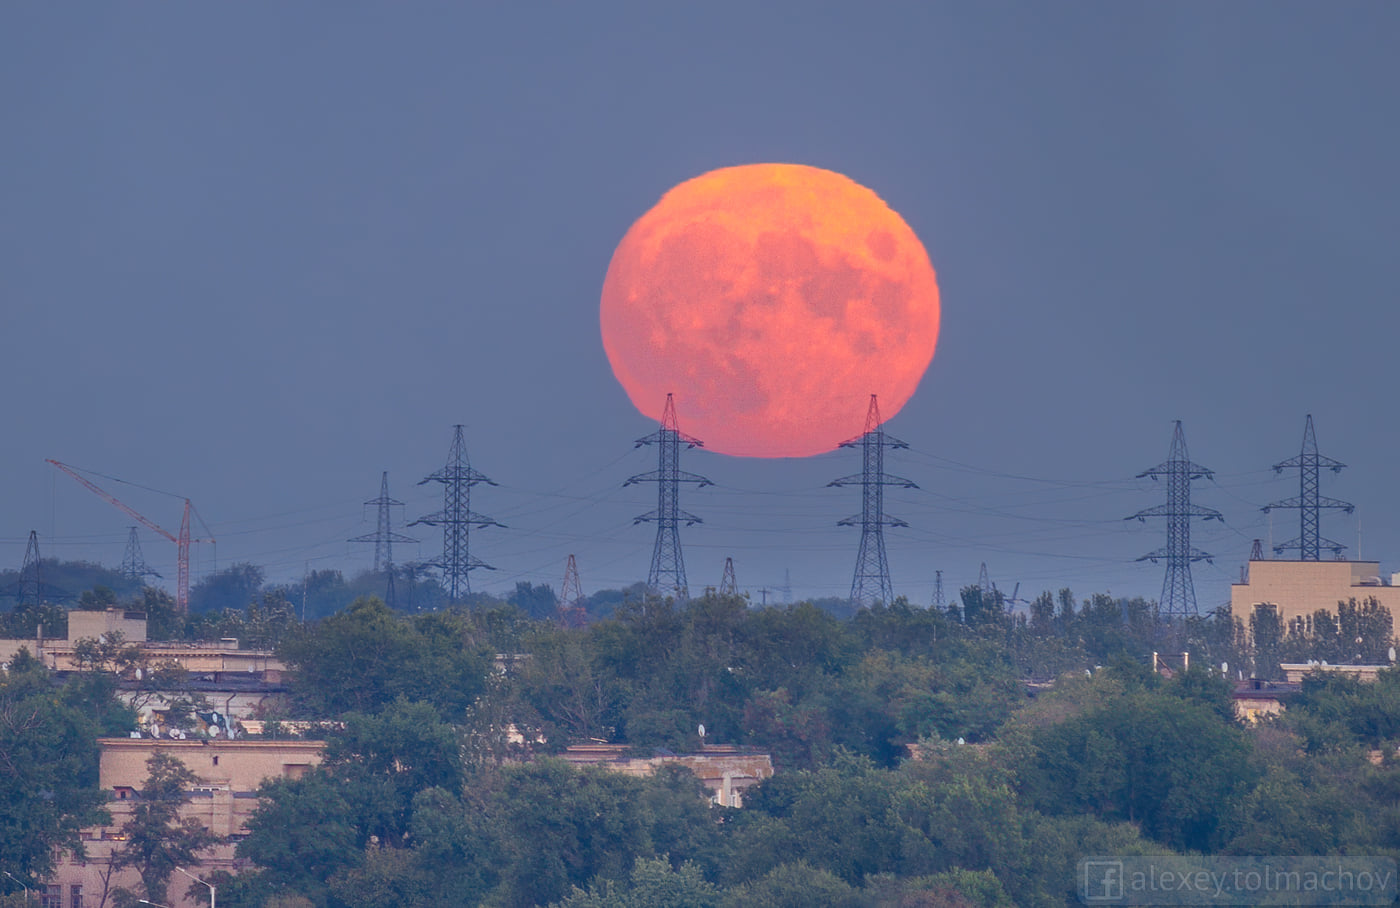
<box><xmin>1238</xmin><ymin>670</ymin><xmax>1244</xmax><ymax>680</ymax></box>
<box><xmin>134</xmin><ymin>668</ymin><xmax>143</xmax><ymax>680</ymax></box>
<box><xmin>1390</xmin><ymin>647</ymin><xmax>1396</xmax><ymax>663</ymax></box>
<box><xmin>1221</xmin><ymin>662</ymin><xmax>1228</xmax><ymax>674</ymax></box>
<box><xmin>698</xmin><ymin>724</ymin><xmax>705</xmax><ymax>738</ymax></box>
<box><xmin>957</xmin><ymin>737</ymin><xmax>965</xmax><ymax>745</ymax></box>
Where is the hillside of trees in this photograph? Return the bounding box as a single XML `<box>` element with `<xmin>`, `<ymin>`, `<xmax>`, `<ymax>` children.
<box><xmin>5</xmin><ymin>569</ymin><xmax>1400</xmax><ymax>906</ymax></box>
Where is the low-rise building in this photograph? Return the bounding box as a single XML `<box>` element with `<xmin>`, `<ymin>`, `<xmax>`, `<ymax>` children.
<box><xmin>560</xmin><ymin>743</ymin><xmax>774</xmax><ymax>808</ymax></box>
<box><xmin>1231</xmin><ymin>559</ymin><xmax>1400</xmax><ymax>628</ymax></box>
<box><xmin>51</xmin><ymin>737</ymin><xmax>325</xmax><ymax>908</ymax></box>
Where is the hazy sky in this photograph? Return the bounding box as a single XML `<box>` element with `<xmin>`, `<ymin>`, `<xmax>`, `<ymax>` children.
<box><xmin>3</xmin><ymin>4</ymin><xmax>1397</xmax><ymax>610</ymax></box>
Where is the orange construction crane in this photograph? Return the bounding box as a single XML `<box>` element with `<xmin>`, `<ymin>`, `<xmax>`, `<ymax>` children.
<box><xmin>47</xmin><ymin>460</ymin><xmax>214</xmax><ymax>612</ymax></box>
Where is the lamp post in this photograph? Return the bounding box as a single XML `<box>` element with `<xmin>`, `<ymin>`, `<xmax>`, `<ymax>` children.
<box><xmin>175</xmin><ymin>866</ymin><xmax>215</xmax><ymax>908</ymax></box>
<box><xmin>2</xmin><ymin>871</ymin><xmax>29</xmax><ymax>903</ymax></box>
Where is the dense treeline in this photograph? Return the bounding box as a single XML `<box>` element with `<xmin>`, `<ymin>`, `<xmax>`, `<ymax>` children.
<box><xmin>8</xmin><ymin>574</ymin><xmax>1400</xmax><ymax>906</ymax></box>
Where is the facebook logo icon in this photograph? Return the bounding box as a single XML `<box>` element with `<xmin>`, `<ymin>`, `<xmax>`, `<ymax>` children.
<box><xmin>1083</xmin><ymin>859</ymin><xmax>1124</xmax><ymax>902</ymax></box>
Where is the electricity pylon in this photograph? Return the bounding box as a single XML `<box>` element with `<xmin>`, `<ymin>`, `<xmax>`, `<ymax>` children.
<box><xmin>121</xmin><ymin>527</ymin><xmax>161</xmax><ymax>583</ymax></box>
<box><xmin>829</xmin><ymin>395</ymin><xmax>917</xmax><ymax>608</ymax></box>
<box><xmin>1264</xmin><ymin>414</ymin><xmax>1353</xmax><ymax>561</ymax></box>
<box><xmin>719</xmin><ymin>557</ymin><xmax>738</xmax><ymax>597</ymax></box>
<box><xmin>412</xmin><ymin>426</ymin><xmax>502</xmax><ymax>603</ymax></box>
<box><xmin>18</xmin><ymin>530</ymin><xmax>43</xmax><ymax>607</ymax></box>
<box><xmin>559</xmin><ymin>554</ymin><xmax>586</xmax><ymax>627</ymax></box>
<box><xmin>625</xmin><ymin>393</ymin><xmax>712</xmax><ymax>600</ymax></box>
<box><xmin>350</xmin><ymin>472</ymin><xmax>416</xmax><ymax>607</ymax></box>
<box><xmin>1128</xmin><ymin>421</ymin><xmax>1222</xmax><ymax>620</ymax></box>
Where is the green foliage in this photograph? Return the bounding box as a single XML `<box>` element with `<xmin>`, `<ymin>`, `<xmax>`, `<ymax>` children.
<box><xmin>188</xmin><ymin>562</ymin><xmax>266</xmax><ymax>614</ymax></box>
<box><xmin>720</xmin><ymin>862</ymin><xmax>863</xmax><ymax>908</ymax></box>
<box><xmin>1280</xmin><ymin>667</ymin><xmax>1400</xmax><ymax>751</ymax></box>
<box><xmin>0</xmin><ymin>651</ymin><xmax>113</xmax><ymax>880</ymax></box>
<box><xmin>1013</xmin><ymin>672</ymin><xmax>1256</xmax><ymax>852</ymax></box>
<box><xmin>110</xmin><ymin>752</ymin><xmax>220</xmax><ymax>903</ymax></box>
<box><xmin>237</xmin><ymin>770</ymin><xmax>362</xmax><ymax>905</ymax></box>
<box><xmin>552</xmin><ymin>856</ymin><xmax>722</xmax><ymax>908</ymax></box>
<box><xmin>278</xmin><ymin>597</ymin><xmax>493</xmax><ymax>719</ymax></box>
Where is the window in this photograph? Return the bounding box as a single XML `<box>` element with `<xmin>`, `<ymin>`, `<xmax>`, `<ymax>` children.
<box><xmin>70</xmin><ymin>885</ymin><xmax>83</xmax><ymax>908</ymax></box>
<box><xmin>41</xmin><ymin>885</ymin><xmax>60</xmax><ymax>908</ymax></box>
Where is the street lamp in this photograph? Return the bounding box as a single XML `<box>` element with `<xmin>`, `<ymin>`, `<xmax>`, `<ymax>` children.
<box><xmin>2</xmin><ymin>871</ymin><xmax>29</xmax><ymax>903</ymax></box>
<box><xmin>175</xmin><ymin>866</ymin><xmax>215</xmax><ymax>908</ymax></box>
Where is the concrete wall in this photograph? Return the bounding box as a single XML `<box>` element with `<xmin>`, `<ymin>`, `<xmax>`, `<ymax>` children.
<box><xmin>48</xmin><ymin>738</ymin><xmax>325</xmax><ymax>908</ymax></box>
<box><xmin>1231</xmin><ymin>559</ymin><xmax>1400</xmax><ymax>627</ymax></box>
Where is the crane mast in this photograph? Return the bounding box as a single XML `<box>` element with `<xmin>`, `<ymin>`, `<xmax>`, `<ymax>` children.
<box><xmin>46</xmin><ymin>459</ymin><xmax>211</xmax><ymax>612</ymax></box>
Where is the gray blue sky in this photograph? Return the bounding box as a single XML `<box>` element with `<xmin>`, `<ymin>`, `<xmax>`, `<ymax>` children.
<box><xmin>3</xmin><ymin>4</ymin><xmax>1397</xmax><ymax>608</ymax></box>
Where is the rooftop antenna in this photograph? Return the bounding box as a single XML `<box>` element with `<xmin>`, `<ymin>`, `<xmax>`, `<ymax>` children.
<box><xmin>625</xmin><ymin>393</ymin><xmax>712</xmax><ymax>600</ymax></box>
<box><xmin>121</xmin><ymin>527</ymin><xmax>161</xmax><ymax>583</ymax></box>
<box><xmin>411</xmin><ymin>427</ymin><xmax>502</xmax><ymax>603</ymax></box>
<box><xmin>350</xmin><ymin>472</ymin><xmax>416</xmax><ymax>607</ymax></box>
<box><xmin>829</xmin><ymin>395</ymin><xmax>917</xmax><ymax>609</ymax></box>
<box><xmin>1127</xmin><ymin>421</ymin><xmax>1221</xmax><ymax>620</ymax></box>
<box><xmin>1263</xmin><ymin>415</ymin><xmax>1352</xmax><ymax>561</ymax></box>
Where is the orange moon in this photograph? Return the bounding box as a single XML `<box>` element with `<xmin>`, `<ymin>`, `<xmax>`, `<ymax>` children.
<box><xmin>600</xmin><ymin>163</ymin><xmax>940</xmax><ymax>458</ymax></box>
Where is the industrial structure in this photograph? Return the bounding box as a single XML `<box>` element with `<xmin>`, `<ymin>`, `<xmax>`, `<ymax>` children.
<box><xmin>120</xmin><ymin>527</ymin><xmax>160</xmax><ymax>583</ymax></box>
<box><xmin>829</xmin><ymin>395</ymin><xmax>916</xmax><ymax>608</ymax></box>
<box><xmin>1264</xmin><ymin>414</ymin><xmax>1353</xmax><ymax>560</ymax></box>
<box><xmin>18</xmin><ymin>530</ymin><xmax>43</xmax><ymax>607</ymax></box>
<box><xmin>411</xmin><ymin>426</ymin><xmax>502</xmax><ymax>603</ymax></box>
<box><xmin>47</xmin><ymin>460</ymin><xmax>213</xmax><ymax>612</ymax></box>
<box><xmin>719</xmin><ymin>557</ymin><xmax>737</xmax><ymax>597</ymax></box>
<box><xmin>558</xmin><ymin>553</ymin><xmax>585</xmax><ymax>626</ymax></box>
<box><xmin>1127</xmin><ymin>421</ymin><xmax>1221</xmax><ymax>620</ymax></box>
<box><xmin>625</xmin><ymin>394</ymin><xmax>712</xmax><ymax>600</ymax></box>
<box><xmin>350</xmin><ymin>472</ymin><xmax>415</xmax><ymax>607</ymax></box>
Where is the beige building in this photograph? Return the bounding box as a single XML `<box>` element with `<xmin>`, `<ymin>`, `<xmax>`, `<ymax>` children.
<box><xmin>1231</xmin><ymin>559</ymin><xmax>1400</xmax><ymax>628</ymax></box>
<box><xmin>1</xmin><ymin>609</ymin><xmax>289</xmax><ymax>737</ymax></box>
<box><xmin>560</xmin><ymin>743</ymin><xmax>774</xmax><ymax>808</ymax></box>
<box><xmin>50</xmin><ymin>738</ymin><xmax>325</xmax><ymax>908</ymax></box>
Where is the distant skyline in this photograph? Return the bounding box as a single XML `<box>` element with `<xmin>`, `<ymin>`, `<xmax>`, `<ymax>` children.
<box><xmin>3</xmin><ymin>5</ymin><xmax>1397</xmax><ymax>609</ymax></box>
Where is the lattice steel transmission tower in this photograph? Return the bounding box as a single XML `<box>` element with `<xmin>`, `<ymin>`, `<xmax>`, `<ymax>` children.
<box><xmin>121</xmin><ymin>527</ymin><xmax>161</xmax><ymax>583</ymax></box>
<box><xmin>829</xmin><ymin>395</ymin><xmax>917</xmax><ymax>608</ymax></box>
<box><xmin>931</xmin><ymin>570</ymin><xmax>945</xmax><ymax>610</ymax></box>
<box><xmin>719</xmin><ymin>557</ymin><xmax>738</xmax><ymax>597</ymax></box>
<box><xmin>1263</xmin><ymin>415</ymin><xmax>1353</xmax><ymax>561</ymax></box>
<box><xmin>18</xmin><ymin>530</ymin><xmax>43</xmax><ymax>607</ymax></box>
<box><xmin>411</xmin><ymin>426</ymin><xmax>503</xmax><ymax>603</ymax></box>
<box><xmin>1128</xmin><ymin>421</ymin><xmax>1222</xmax><ymax>620</ymax></box>
<box><xmin>625</xmin><ymin>393</ymin><xmax>712</xmax><ymax>600</ymax></box>
<box><xmin>558</xmin><ymin>554</ymin><xmax>585</xmax><ymax>626</ymax></box>
<box><xmin>351</xmin><ymin>472</ymin><xmax>416</xmax><ymax>607</ymax></box>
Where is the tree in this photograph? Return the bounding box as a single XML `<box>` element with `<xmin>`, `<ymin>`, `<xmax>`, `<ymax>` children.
<box><xmin>0</xmin><ymin>651</ymin><xmax>112</xmax><ymax>880</ymax></box>
<box><xmin>188</xmin><ymin>562</ymin><xmax>265</xmax><ymax>615</ymax></box>
<box><xmin>278</xmin><ymin>597</ymin><xmax>492</xmax><ymax>719</ymax></box>
<box><xmin>110</xmin><ymin>752</ymin><xmax>219</xmax><ymax>904</ymax></box>
<box><xmin>1016</xmin><ymin>680</ymin><xmax>1256</xmax><ymax>852</ymax></box>
<box><xmin>552</xmin><ymin>856</ymin><xmax>722</xmax><ymax>908</ymax></box>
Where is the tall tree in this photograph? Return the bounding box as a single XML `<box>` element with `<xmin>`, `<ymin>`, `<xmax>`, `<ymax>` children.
<box><xmin>111</xmin><ymin>753</ymin><xmax>220</xmax><ymax>904</ymax></box>
<box><xmin>0</xmin><ymin>651</ymin><xmax>113</xmax><ymax>880</ymax></box>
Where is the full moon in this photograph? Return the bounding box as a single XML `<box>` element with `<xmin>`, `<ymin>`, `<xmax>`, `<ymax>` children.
<box><xmin>600</xmin><ymin>163</ymin><xmax>940</xmax><ymax>458</ymax></box>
